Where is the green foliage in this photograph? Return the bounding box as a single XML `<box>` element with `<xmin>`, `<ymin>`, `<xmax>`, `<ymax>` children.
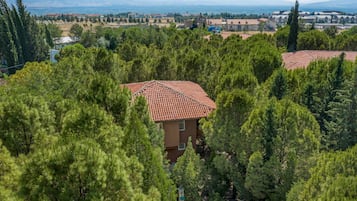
<box><xmin>297</xmin><ymin>30</ymin><xmax>330</xmax><ymax>50</ymax></box>
<box><xmin>324</xmin><ymin>26</ymin><xmax>337</xmax><ymax>38</ymax></box>
<box><xmin>20</xmin><ymin>139</ymin><xmax>149</xmax><ymax>201</ymax></box>
<box><xmin>240</xmin><ymin>98</ymin><xmax>321</xmax><ymax>200</ymax></box>
<box><xmin>324</xmin><ymin>60</ymin><xmax>357</xmax><ymax>150</ymax></box>
<box><xmin>69</xmin><ymin>23</ymin><xmax>83</xmax><ymax>40</ymax></box>
<box><xmin>288</xmin><ymin>144</ymin><xmax>357</xmax><ymax>201</ymax></box>
<box><xmin>202</xmin><ymin>89</ymin><xmax>255</xmax><ymax>199</ymax></box>
<box><xmin>275</xmin><ymin>26</ymin><xmax>290</xmax><ymax>49</ymax></box>
<box><xmin>244</xmin><ymin>151</ymin><xmax>267</xmax><ymax>199</ymax></box>
<box><xmin>269</xmin><ymin>69</ymin><xmax>287</xmax><ymax>100</ymax></box>
<box><xmin>0</xmin><ymin>0</ymin><xmax>49</xmax><ymax>66</ymax></box>
<box><xmin>124</xmin><ymin>99</ymin><xmax>176</xmax><ymax>201</ymax></box>
<box><xmin>44</xmin><ymin>25</ymin><xmax>54</xmax><ymax>48</ymax></box>
<box><xmin>287</xmin><ymin>0</ymin><xmax>299</xmax><ymax>52</ymax></box>
<box><xmin>46</xmin><ymin>23</ymin><xmax>62</xmax><ymax>38</ymax></box>
<box><xmin>250</xmin><ymin>41</ymin><xmax>282</xmax><ymax>83</ymax></box>
<box><xmin>173</xmin><ymin>138</ymin><xmax>203</xmax><ymax>201</ymax></box>
<box><xmin>0</xmin><ymin>95</ymin><xmax>55</xmax><ymax>156</ymax></box>
<box><xmin>1</xmin><ymin>16</ymin><xmax>357</xmax><ymax>201</ymax></box>
<box><xmin>0</xmin><ymin>140</ymin><xmax>21</xmax><ymax>200</ymax></box>
<box><xmin>80</xmin><ymin>31</ymin><xmax>96</xmax><ymax>48</ymax></box>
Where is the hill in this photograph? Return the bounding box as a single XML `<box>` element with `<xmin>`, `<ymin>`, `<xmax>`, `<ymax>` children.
<box><xmin>307</xmin><ymin>0</ymin><xmax>357</xmax><ymax>10</ymax></box>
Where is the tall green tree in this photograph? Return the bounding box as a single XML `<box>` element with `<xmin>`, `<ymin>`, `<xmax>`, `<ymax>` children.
<box><xmin>240</xmin><ymin>99</ymin><xmax>321</xmax><ymax>200</ymax></box>
<box><xmin>172</xmin><ymin>138</ymin><xmax>203</xmax><ymax>201</ymax></box>
<box><xmin>322</xmin><ymin>53</ymin><xmax>346</xmax><ymax>149</ymax></box>
<box><xmin>287</xmin><ymin>0</ymin><xmax>299</xmax><ymax>52</ymax></box>
<box><xmin>123</xmin><ymin>97</ymin><xmax>175</xmax><ymax>201</ymax></box>
<box><xmin>69</xmin><ymin>23</ymin><xmax>83</xmax><ymax>40</ymax></box>
<box><xmin>20</xmin><ymin>139</ymin><xmax>156</xmax><ymax>201</ymax></box>
<box><xmin>202</xmin><ymin>89</ymin><xmax>256</xmax><ymax>199</ymax></box>
<box><xmin>0</xmin><ymin>0</ymin><xmax>49</xmax><ymax>66</ymax></box>
<box><xmin>45</xmin><ymin>25</ymin><xmax>54</xmax><ymax>48</ymax></box>
<box><xmin>269</xmin><ymin>69</ymin><xmax>287</xmax><ymax>100</ymax></box>
<box><xmin>324</xmin><ymin>62</ymin><xmax>357</xmax><ymax>150</ymax></box>
<box><xmin>0</xmin><ymin>140</ymin><xmax>21</xmax><ymax>201</ymax></box>
<box><xmin>297</xmin><ymin>30</ymin><xmax>330</xmax><ymax>50</ymax></box>
<box><xmin>288</xmin><ymin>144</ymin><xmax>357</xmax><ymax>201</ymax></box>
<box><xmin>250</xmin><ymin>41</ymin><xmax>282</xmax><ymax>83</ymax></box>
<box><xmin>0</xmin><ymin>95</ymin><xmax>55</xmax><ymax>156</ymax></box>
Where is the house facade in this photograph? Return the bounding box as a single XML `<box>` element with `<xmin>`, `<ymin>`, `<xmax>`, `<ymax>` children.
<box><xmin>123</xmin><ymin>80</ymin><xmax>216</xmax><ymax>162</ymax></box>
<box><xmin>206</xmin><ymin>18</ymin><xmax>270</xmax><ymax>32</ymax></box>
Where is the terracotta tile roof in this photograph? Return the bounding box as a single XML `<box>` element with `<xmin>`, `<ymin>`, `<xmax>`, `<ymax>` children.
<box><xmin>123</xmin><ymin>80</ymin><xmax>216</xmax><ymax>122</ymax></box>
<box><xmin>283</xmin><ymin>50</ymin><xmax>357</xmax><ymax>70</ymax></box>
<box><xmin>227</xmin><ymin>19</ymin><xmax>260</xmax><ymax>25</ymax></box>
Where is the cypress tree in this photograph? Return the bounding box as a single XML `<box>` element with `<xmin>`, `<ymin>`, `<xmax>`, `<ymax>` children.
<box><xmin>263</xmin><ymin>102</ymin><xmax>277</xmax><ymax>162</ymax></box>
<box><xmin>45</xmin><ymin>25</ymin><xmax>54</xmax><ymax>48</ymax></box>
<box><xmin>16</xmin><ymin>0</ymin><xmax>31</xmax><ymax>62</ymax></box>
<box><xmin>0</xmin><ymin>18</ymin><xmax>18</xmax><ymax>66</ymax></box>
<box><xmin>287</xmin><ymin>0</ymin><xmax>299</xmax><ymax>52</ymax></box>
<box><xmin>0</xmin><ymin>0</ymin><xmax>48</xmax><ymax>65</ymax></box>
<box><xmin>270</xmin><ymin>69</ymin><xmax>287</xmax><ymax>100</ymax></box>
<box><xmin>287</xmin><ymin>7</ymin><xmax>294</xmax><ymax>25</ymax></box>
<box><xmin>10</xmin><ymin>7</ymin><xmax>24</xmax><ymax>64</ymax></box>
<box><xmin>0</xmin><ymin>0</ymin><xmax>18</xmax><ymax>66</ymax></box>
<box><xmin>322</xmin><ymin>53</ymin><xmax>348</xmax><ymax>150</ymax></box>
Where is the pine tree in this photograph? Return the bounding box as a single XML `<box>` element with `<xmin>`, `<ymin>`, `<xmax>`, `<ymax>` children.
<box><xmin>269</xmin><ymin>69</ymin><xmax>287</xmax><ymax>100</ymax></box>
<box><xmin>172</xmin><ymin>137</ymin><xmax>203</xmax><ymax>201</ymax></box>
<box><xmin>325</xmin><ymin>62</ymin><xmax>357</xmax><ymax>150</ymax></box>
<box><xmin>287</xmin><ymin>0</ymin><xmax>299</xmax><ymax>52</ymax></box>
<box><xmin>322</xmin><ymin>53</ymin><xmax>347</xmax><ymax>149</ymax></box>
<box><xmin>123</xmin><ymin>99</ymin><xmax>175</xmax><ymax>201</ymax></box>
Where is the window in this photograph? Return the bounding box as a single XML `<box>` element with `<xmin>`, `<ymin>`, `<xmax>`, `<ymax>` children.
<box><xmin>178</xmin><ymin>143</ymin><xmax>186</xmax><ymax>151</ymax></box>
<box><xmin>179</xmin><ymin>120</ymin><xmax>185</xmax><ymax>131</ymax></box>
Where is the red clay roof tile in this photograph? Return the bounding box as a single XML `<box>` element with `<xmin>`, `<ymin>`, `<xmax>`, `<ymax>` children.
<box><xmin>123</xmin><ymin>80</ymin><xmax>216</xmax><ymax>122</ymax></box>
<box><xmin>283</xmin><ymin>50</ymin><xmax>357</xmax><ymax>70</ymax></box>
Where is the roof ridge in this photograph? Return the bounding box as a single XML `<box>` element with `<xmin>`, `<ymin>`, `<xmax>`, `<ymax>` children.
<box><xmin>133</xmin><ymin>80</ymin><xmax>156</xmax><ymax>96</ymax></box>
<box><xmin>156</xmin><ymin>80</ymin><xmax>215</xmax><ymax>110</ymax></box>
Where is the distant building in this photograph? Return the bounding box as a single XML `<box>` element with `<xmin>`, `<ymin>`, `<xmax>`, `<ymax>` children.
<box><xmin>283</xmin><ymin>50</ymin><xmax>357</xmax><ymax>69</ymax></box>
<box><xmin>272</xmin><ymin>10</ymin><xmax>357</xmax><ymax>29</ymax></box>
<box><xmin>54</xmin><ymin>36</ymin><xmax>78</xmax><ymax>50</ymax></box>
<box><xmin>206</xmin><ymin>18</ymin><xmax>270</xmax><ymax>32</ymax></box>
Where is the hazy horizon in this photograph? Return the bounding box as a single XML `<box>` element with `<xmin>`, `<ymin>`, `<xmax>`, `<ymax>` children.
<box><xmin>5</xmin><ymin>0</ymin><xmax>335</xmax><ymax>7</ymax></box>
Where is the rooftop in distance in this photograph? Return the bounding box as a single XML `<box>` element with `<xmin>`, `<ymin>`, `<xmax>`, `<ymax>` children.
<box><xmin>283</xmin><ymin>50</ymin><xmax>357</xmax><ymax>69</ymax></box>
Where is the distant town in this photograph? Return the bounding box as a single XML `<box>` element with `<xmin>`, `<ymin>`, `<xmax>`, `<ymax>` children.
<box><xmin>36</xmin><ymin>9</ymin><xmax>357</xmax><ymax>36</ymax></box>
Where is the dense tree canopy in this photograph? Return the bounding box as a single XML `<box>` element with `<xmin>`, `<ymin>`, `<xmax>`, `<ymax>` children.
<box><xmin>0</xmin><ymin>0</ymin><xmax>49</xmax><ymax>67</ymax></box>
<box><xmin>0</xmin><ymin>0</ymin><xmax>357</xmax><ymax>200</ymax></box>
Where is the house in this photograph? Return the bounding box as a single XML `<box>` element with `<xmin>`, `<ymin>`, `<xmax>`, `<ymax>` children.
<box><xmin>54</xmin><ymin>36</ymin><xmax>78</xmax><ymax>50</ymax></box>
<box><xmin>282</xmin><ymin>50</ymin><xmax>357</xmax><ymax>69</ymax></box>
<box><xmin>226</xmin><ymin>19</ymin><xmax>261</xmax><ymax>32</ymax></box>
<box><xmin>123</xmin><ymin>80</ymin><xmax>216</xmax><ymax>162</ymax></box>
<box><xmin>206</xmin><ymin>18</ymin><xmax>269</xmax><ymax>32</ymax></box>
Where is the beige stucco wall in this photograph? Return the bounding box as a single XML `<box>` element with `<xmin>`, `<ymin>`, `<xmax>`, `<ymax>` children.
<box><xmin>163</xmin><ymin>121</ymin><xmax>179</xmax><ymax>147</ymax></box>
<box><xmin>179</xmin><ymin>119</ymin><xmax>197</xmax><ymax>148</ymax></box>
<box><xmin>163</xmin><ymin>119</ymin><xmax>199</xmax><ymax>162</ymax></box>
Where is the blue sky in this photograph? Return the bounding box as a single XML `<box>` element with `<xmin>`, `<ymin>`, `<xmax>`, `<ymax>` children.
<box><xmin>5</xmin><ymin>0</ymin><xmax>333</xmax><ymax>7</ymax></box>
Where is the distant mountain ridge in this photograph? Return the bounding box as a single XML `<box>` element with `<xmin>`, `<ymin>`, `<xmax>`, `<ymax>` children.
<box><xmin>307</xmin><ymin>0</ymin><xmax>357</xmax><ymax>10</ymax></box>
<box><xmin>6</xmin><ymin>0</ymin><xmax>357</xmax><ymax>14</ymax></box>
